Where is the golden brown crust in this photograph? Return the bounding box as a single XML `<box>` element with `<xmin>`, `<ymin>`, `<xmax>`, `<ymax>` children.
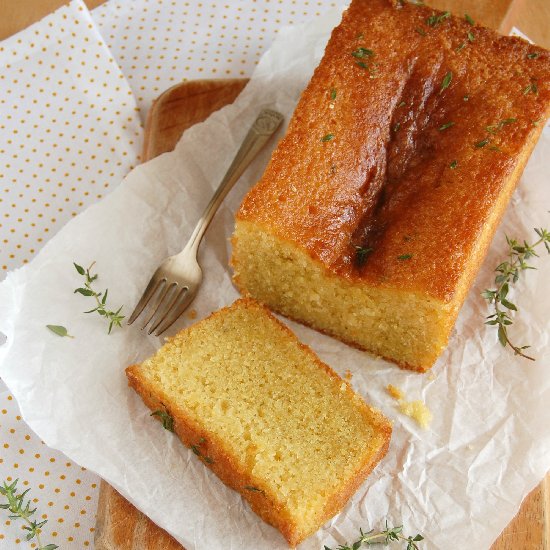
<box><xmin>236</xmin><ymin>0</ymin><xmax>550</xmax><ymax>304</ymax></box>
<box><xmin>126</xmin><ymin>298</ymin><xmax>391</xmax><ymax>546</ymax></box>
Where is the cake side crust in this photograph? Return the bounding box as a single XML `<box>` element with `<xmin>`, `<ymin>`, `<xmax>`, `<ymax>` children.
<box><xmin>231</xmin><ymin>225</ymin><xmax>453</xmax><ymax>371</ymax></box>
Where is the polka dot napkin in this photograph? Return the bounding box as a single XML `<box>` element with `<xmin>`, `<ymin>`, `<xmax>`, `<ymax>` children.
<box><xmin>0</xmin><ymin>1</ymin><xmax>141</xmax><ymax>546</ymax></box>
<box><xmin>93</xmin><ymin>0</ymin><xmax>338</xmax><ymax>116</ymax></box>
<box><xmin>0</xmin><ymin>1</ymin><xmax>338</xmax><ymax>548</ymax></box>
<box><xmin>0</xmin><ymin>0</ymin><xmax>142</xmax><ymax>275</ymax></box>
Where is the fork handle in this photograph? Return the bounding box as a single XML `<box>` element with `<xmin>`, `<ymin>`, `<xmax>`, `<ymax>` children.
<box><xmin>185</xmin><ymin>108</ymin><xmax>284</xmax><ymax>253</ymax></box>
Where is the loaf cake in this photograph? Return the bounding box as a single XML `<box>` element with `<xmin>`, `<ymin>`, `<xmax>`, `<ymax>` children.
<box><xmin>126</xmin><ymin>298</ymin><xmax>391</xmax><ymax>547</ymax></box>
<box><xmin>231</xmin><ymin>0</ymin><xmax>550</xmax><ymax>371</ymax></box>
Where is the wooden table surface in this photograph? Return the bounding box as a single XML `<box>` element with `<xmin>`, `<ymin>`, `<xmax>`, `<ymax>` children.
<box><xmin>2</xmin><ymin>1</ymin><xmax>549</xmax><ymax>549</ymax></box>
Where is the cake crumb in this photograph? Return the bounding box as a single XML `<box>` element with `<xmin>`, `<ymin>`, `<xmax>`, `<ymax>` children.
<box><xmin>386</xmin><ymin>384</ymin><xmax>404</xmax><ymax>400</ymax></box>
<box><xmin>344</xmin><ymin>369</ymin><xmax>353</xmax><ymax>381</ymax></box>
<box><xmin>188</xmin><ymin>309</ymin><xmax>198</xmax><ymax>320</ymax></box>
<box><xmin>387</xmin><ymin>385</ymin><xmax>431</xmax><ymax>429</ymax></box>
<box><xmin>399</xmin><ymin>400</ymin><xmax>433</xmax><ymax>429</ymax></box>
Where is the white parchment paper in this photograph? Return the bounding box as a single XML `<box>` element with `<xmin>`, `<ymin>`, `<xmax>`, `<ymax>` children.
<box><xmin>1</xmin><ymin>8</ymin><xmax>549</xmax><ymax>549</ymax></box>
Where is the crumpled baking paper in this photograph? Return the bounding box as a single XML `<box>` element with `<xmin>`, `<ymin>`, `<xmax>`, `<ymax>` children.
<box><xmin>1</xmin><ymin>7</ymin><xmax>549</xmax><ymax>549</ymax></box>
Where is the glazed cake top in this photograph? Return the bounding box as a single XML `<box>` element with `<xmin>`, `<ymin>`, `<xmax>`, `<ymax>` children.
<box><xmin>237</xmin><ymin>0</ymin><xmax>550</xmax><ymax>302</ymax></box>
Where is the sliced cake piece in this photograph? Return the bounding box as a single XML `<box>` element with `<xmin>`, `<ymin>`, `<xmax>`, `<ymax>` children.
<box><xmin>231</xmin><ymin>0</ymin><xmax>550</xmax><ymax>371</ymax></box>
<box><xmin>126</xmin><ymin>298</ymin><xmax>391</xmax><ymax>547</ymax></box>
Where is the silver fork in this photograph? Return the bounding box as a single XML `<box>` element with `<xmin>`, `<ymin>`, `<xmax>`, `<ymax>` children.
<box><xmin>128</xmin><ymin>108</ymin><xmax>284</xmax><ymax>336</ymax></box>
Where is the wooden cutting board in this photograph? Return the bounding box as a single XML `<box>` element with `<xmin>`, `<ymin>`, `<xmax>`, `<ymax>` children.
<box><xmin>94</xmin><ymin>80</ymin><xmax>550</xmax><ymax>549</ymax></box>
<box><xmin>94</xmin><ymin>3</ymin><xmax>550</xmax><ymax>549</ymax></box>
<box><xmin>93</xmin><ymin>79</ymin><xmax>247</xmax><ymax>550</ymax></box>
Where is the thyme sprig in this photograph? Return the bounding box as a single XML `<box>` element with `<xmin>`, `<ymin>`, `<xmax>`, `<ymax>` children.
<box><xmin>73</xmin><ymin>262</ymin><xmax>124</xmax><ymax>334</ymax></box>
<box><xmin>482</xmin><ymin>228</ymin><xmax>550</xmax><ymax>360</ymax></box>
<box><xmin>324</xmin><ymin>523</ymin><xmax>424</xmax><ymax>550</ymax></box>
<box><xmin>0</xmin><ymin>479</ymin><xmax>58</xmax><ymax>550</ymax></box>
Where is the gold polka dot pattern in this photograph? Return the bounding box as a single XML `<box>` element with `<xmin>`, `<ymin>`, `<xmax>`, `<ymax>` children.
<box><xmin>0</xmin><ymin>0</ymin><xmax>142</xmax><ymax>275</ymax></box>
<box><xmin>0</xmin><ymin>1</ymin><xmax>142</xmax><ymax>547</ymax></box>
<box><xmin>92</xmin><ymin>0</ymin><xmax>338</xmax><ymax>115</ymax></box>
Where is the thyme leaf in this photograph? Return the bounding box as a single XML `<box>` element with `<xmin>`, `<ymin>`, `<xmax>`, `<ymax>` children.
<box><xmin>426</xmin><ymin>11</ymin><xmax>450</xmax><ymax>27</ymax></box>
<box><xmin>440</xmin><ymin>71</ymin><xmax>452</xmax><ymax>93</ymax></box>
<box><xmin>351</xmin><ymin>47</ymin><xmax>379</xmax><ymax>77</ymax></box>
<box><xmin>151</xmin><ymin>408</ymin><xmax>174</xmax><ymax>432</ymax></box>
<box><xmin>475</xmin><ymin>138</ymin><xmax>489</xmax><ymax>148</ymax></box>
<box><xmin>351</xmin><ymin>47</ymin><xmax>374</xmax><ymax>59</ymax></box>
<box><xmin>439</xmin><ymin>121</ymin><xmax>455</xmax><ymax>131</ymax></box>
<box><xmin>190</xmin><ymin>438</ymin><xmax>214</xmax><ymax>464</ymax></box>
<box><xmin>321</xmin><ymin>133</ymin><xmax>334</xmax><ymax>142</ymax></box>
<box><xmin>244</xmin><ymin>486</ymin><xmax>265</xmax><ymax>494</ymax></box>
<box><xmin>355</xmin><ymin>245</ymin><xmax>373</xmax><ymax>266</ymax></box>
<box><xmin>477</xmin><ymin>118</ymin><xmax>516</xmax><ymax>149</ymax></box>
<box><xmin>523</xmin><ymin>80</ymin><xmax>538</xmax><ymax>95</ymax></box>
<box><xmin>46</xmin><ymin>325</ymin><xmax>74</xmax><ymax>338</ymax></box>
